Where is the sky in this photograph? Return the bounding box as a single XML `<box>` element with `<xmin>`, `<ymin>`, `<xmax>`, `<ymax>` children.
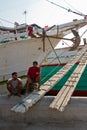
<box><xmin>0</xmin><ymin>0</ymin><xmax>87</xmax><ymax>47</ymax></box>
<box><xmin>0</xmin><ymin>0</ymin><xmax>87</xmax><ymax>27</ymax></box>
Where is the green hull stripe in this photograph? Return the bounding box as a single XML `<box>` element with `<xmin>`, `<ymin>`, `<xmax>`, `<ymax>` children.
<box><xmin>0</xmin><ymin>65</ymin><xmax>87</xmax><ymax>91</ymax></box>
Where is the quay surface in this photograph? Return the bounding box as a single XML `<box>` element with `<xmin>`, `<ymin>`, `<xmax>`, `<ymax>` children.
<box><xmin>0</xmin><ymin>96</ymin><xmax>87</xmax><ymax>130</ymax></box>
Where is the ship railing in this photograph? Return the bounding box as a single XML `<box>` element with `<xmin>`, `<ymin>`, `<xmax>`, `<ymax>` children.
<box><xmin>0</xmin><ymin>31</ymin><xmax>28</xmax><ymax>43</ymax></box>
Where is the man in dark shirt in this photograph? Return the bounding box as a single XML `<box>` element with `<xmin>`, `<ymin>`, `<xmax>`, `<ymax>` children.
<box><xmin>26</xmin><ymin>61</ymin><xmax>41</xmax><ymax>93</ymax></box>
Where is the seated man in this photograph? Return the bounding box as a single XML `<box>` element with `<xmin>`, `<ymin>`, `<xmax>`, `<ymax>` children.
<box><xmin>7</xmin><ymin>72</ymin><xmax>23</xmax><ymax>97</ymax></box>
<box><xmin>26</xmin><ymin>61</ymin><xmax>41</xmax><ymax>93</ymax></box>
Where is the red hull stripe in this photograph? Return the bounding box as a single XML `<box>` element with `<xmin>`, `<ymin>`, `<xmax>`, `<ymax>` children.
<box><xmin>46</xmin><ymin>90</ymin><xmax>87</xmax><ymax>96</ymax></box>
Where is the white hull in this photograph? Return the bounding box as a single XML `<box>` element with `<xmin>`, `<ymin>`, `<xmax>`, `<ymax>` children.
<box><xmin>42</xmin><ymin>46</ymin><xmax>82</xmax><ymax>65</ymax></box>
<box><xmin>0</xmin><ymin>37</ymin><xmax>58</xmax><ymax>81</ymax></box>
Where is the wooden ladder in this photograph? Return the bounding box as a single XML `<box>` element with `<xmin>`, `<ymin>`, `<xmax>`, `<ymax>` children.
<box><xmin>49</xmin><ymin>51</ymin><xmax>87</xmax><ymax>111</ymax></box>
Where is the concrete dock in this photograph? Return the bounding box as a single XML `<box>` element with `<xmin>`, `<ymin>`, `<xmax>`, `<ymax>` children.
<box><xmin>0</xmin><ymin>96</ymin><xmax>87</xmax><ymax>130</ymax></box>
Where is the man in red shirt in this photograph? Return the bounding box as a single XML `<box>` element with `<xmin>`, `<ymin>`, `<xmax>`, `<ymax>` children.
<box><xmin>26</xmin><ymin>61</ymin><xmax>41</xmax><ymax>93</ymax></box>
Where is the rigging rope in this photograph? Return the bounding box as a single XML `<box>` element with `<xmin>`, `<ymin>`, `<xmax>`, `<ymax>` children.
<box><xmin>47</xmin><ymin>36</ymin><xmax>61</xmax><ymax>64</ymax></box>
<box><xmin>0</xmin><ymin>18</ymin><xmax>14</xmax><ymax>25</ymax></box>
<box><xmin>81</xmin><ymin>29</ymin><xmax>87</xmax><ymax>37</ymax></box>
<box><xmin>44</xmin><ymin>44</ymin><xmax>72</xmax><ymax>65</ymax></box>
<box><xmin>46</xmin><ymin>0</ymin><xmax>86</xmax><ymax>17</ymax></box>
<box><xmin>63</xmin><ymin>0</ymin><xmax>85</xmax><ymax>16</ymax></box>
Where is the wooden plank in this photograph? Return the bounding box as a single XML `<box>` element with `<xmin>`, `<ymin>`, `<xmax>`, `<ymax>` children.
<box><xmin>59</xmin><ymin>86</ymin><xmax>74</xmax><ymax>111</ymax></box>
<box><xmin>55</xmin><ymin>87</ymin><xmax>70</xmax><ymax>110</ymax></box>
<box><xmin>11</xmin><ymin>89</ymin><xmax>47</xmax><ymax>113</ymax></box>
<box><xmin>59</xmin><ymin>64</ymin><xmax>86</xmax><ymax>112</ymax></box>
<box><xmin>49</xmin><ymin>86</ymin><xmax>67</xmax><ymax>108</ymax></box>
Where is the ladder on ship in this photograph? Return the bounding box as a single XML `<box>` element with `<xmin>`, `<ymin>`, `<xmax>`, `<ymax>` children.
<box><xmin>49</xmin><ymin>51</ymin><xmax>87</xmax><ymax>111</ymax></box>
<box><xmin>11</xmin><ymin>44</ymin><xmax>87</xmax><ymax>113</ymax></box>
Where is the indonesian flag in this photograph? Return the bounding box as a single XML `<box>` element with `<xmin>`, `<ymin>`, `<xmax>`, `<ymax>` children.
<box><xmin>44</xmin><ymin>25</ymin><xmax>48</xmax><ymax>28</ymax></box>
